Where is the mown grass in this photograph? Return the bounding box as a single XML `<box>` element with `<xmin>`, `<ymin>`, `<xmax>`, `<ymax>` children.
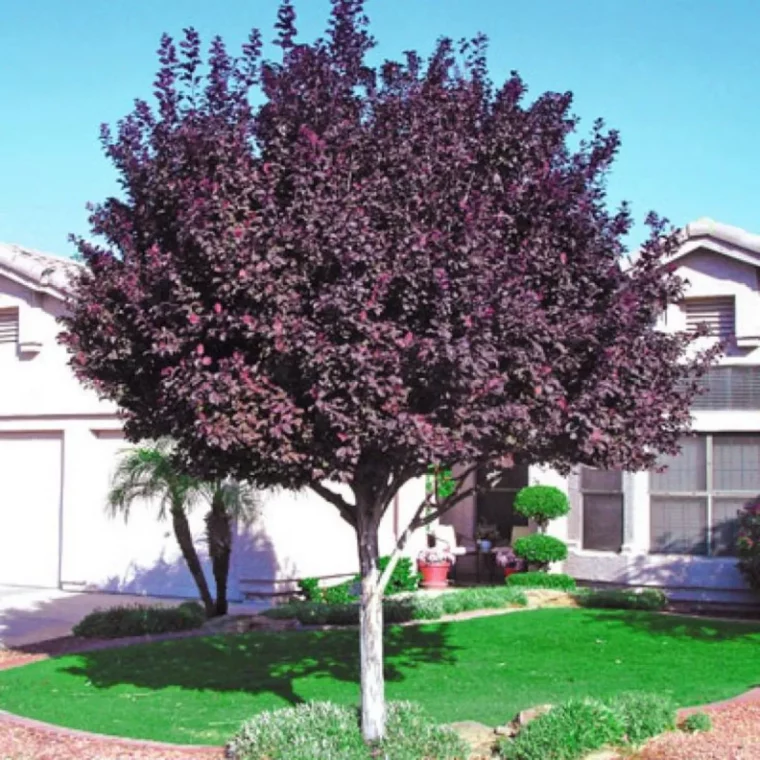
<box><xmin>0</xmin><ymin>608</ymin><xmax>757</xmax><ymax>745</ymax></box>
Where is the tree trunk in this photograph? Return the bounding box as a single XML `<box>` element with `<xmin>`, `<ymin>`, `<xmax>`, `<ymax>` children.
<box><xmin>356</xmin><ymin>515</ymin><xmax>385</xmax><ymax>743</ymax></box>
<box><xmin>206</xmin><ymin>491</ymin><xmax>233</xmax><ymax>617</ymax></box>
<box><xmin>171</xmin><ymin>504</ymin><xmax>215</xmax><ymax>617</ymax></box>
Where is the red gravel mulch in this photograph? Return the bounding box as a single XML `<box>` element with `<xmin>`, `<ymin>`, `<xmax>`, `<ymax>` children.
<box><xmin>634</xmin><ymin>693</ymin><xmax>760</xmax><ymax>760</ymax></box>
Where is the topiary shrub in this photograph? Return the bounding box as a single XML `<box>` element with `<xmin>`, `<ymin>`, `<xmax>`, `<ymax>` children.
<box><xmin>72</xmin><ymin>602</ymin><xmax>206</xmax><ymax>639</ymax></box>
<box><xmin>736</xmin><ymin>499</ymin><xmax>760</xmax><ymax>592</ymax></box>
<box><xmin>506</xmin><ymin>572</ymin><xmax>576</xmax><ymax>591</ymax></box>
<box><xmin>514</xmin><ymin>485</ymin><xmax>570</xmax><ymax>529</ymax></box>
<box><xmin>297</xmin><ymin>577</ymin><xmax>323</xmax><ymax>602</ymax></box>
<box><xmin>226</xmin><ymin>701</ymin><xmax>467</xmax><ymax>760</ymax></box>
<box><xmin>682</xmin><ymin>711</ymin><xmax>712</xmax><ymax>733</ymax></box>
<box><xmin>607</xmin><ymin>692</ymin><xmax>676</xmax><ymax>745</ymax></box>
<box><xmin>574</xmin><ymin>588</ymin><xmax>667</xmax><ymax>611</ymax></box>
<box><xmin>499</xmin><ymin>698</ymin><xmax>625</xmax><ymax>760</ymax></box>
<box><xmin>513</xmin><ymin>534</ymin><xmax>568</xmax><ymax>571</ymax></box>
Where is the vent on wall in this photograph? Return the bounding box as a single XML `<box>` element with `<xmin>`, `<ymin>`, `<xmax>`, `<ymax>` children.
<box><xmin>0</xmin><ymin>308</ymin><xmax>19</xmax><ymax>344</ymax></box>
<box><xmin>682</xmin><ymin>297</ymin><xmax>735</xmax><ymax>339</ymax></box>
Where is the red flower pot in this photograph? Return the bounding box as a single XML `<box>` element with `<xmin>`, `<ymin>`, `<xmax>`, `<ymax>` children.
<box><xmin>418</xmin><ymin>561</ymin><xmax>451</xmax><ymax>589</ymax></box>
<box><xmin>503</xmin><ymin>567</ymin><xmax>520</xmax><ymax>579</ymax></box>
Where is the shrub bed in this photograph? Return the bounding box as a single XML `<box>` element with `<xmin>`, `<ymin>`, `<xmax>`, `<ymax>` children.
<box><xmin>72</xmin><ymin>601</ymin><xmax>206</xmax><ymax>639</ymax></box>
<box><xmin>263</xmin><ymin>586</ymin><xmax>527</xmax><ymax>626</ymax></box>
<box><xmin>499</xmin><ymin>692</ymin><xmax>676</xmax><ymax>760</ymax></box>
<box><xmin>506</xmin><ymin>572</ymin><xmax>576</xmax><ymax>591</ymax></box>
<box><xmin>226</xmin><ymin>701</ymin><xmax>467</xmax><ymax>760</ymax></box>
<box><xmin>573</xmin><ymin>588</ymin><xmax>668</xmax><ymax>611</ymax></box>
<box><xmin>297</xmin><ymin>557</ymin><xmax>421</xmax><ymax>605</ymax></box>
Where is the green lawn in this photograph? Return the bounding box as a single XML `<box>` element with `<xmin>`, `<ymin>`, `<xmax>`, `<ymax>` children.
<box><xmin>0</xmin><ymin>608</ymin><xmax>758</xmax><ymax>745</ymax></box>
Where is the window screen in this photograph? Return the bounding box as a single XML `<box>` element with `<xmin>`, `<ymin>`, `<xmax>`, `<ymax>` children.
<box><xmin>649</xmin><ymin>434</ymin><xmax>754</xmax><ymax>557</ymax></box>
<box><xmin>580</xmin><ymin>467</ymin><xmax>623</xmax><ymax>552</ymax></box>
<box><xmin>690</xmin><ymin>366</ymin><xmax>760</xmax><ymax>411</ymax></box>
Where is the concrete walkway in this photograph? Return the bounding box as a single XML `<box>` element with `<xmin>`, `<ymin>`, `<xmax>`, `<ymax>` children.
<box><xmin>0</xmin><ymin>586</ymin><xmax>264</xmax><ymax>648</ymax></box>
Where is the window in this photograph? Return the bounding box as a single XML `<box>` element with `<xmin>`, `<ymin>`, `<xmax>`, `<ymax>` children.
<box><xmin>650</xmin><ymin>434</ymin><xmax>758</xmax><ymax>556</ymax></box>
<box><xmin>682</xmin><ymin>296</ymin><xmax>735</xmax><ymax>339</ymax></box>
<box><xmin>690</xmin><ymin>366</ymin><xmax>760</xmax><ymax>410</ymax></box>
<box><xmin>0</xmin><ymin>308</ymin><xmax>19</xmax><ymax>344</ymax></box>
<box><xmin>580</xmin><ymin>467</ymin><xmax>623</xmax><ymax>551</ymax></box>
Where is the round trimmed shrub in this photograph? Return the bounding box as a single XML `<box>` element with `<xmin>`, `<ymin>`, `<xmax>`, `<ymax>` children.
<box><xmin>506</xmin><ymin>572</ymin><xmax>576</xmax><ymax>591</ymax></box>
<box><xmin>736</xmin><ymin>500</ymin><xmax>760</xmax><ymax>592</ymax></box>
<box><xmin>513</xmin><ymin>534</ymin><xmax>568</xmax><ymax>570</ymax></box>
<box><xmin>226</xmin><ymin>701</ymin><xmax>467</xmax><ymax>760</ymax></box>
<box><xmin>514</xmin><ymin>485</ymin><xmax>569</xmax><ymax>528</ymax></box>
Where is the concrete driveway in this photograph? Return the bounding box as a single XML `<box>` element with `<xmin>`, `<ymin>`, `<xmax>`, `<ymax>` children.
<box><xmin>0</xmin><ymin>586</ymin><xmax>262</xmax><ymax>648</ymax></box>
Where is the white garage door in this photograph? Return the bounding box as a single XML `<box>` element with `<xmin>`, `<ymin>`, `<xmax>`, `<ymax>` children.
<box><xmin>0</xmin><ymin>432</ymin><xmax>62</xmax><ymax>588</ymax></box>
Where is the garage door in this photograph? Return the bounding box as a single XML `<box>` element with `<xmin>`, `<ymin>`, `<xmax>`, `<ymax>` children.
<box><xmin>0</xmin><ymin>432</ymin><xmax>62</xmax><ymax>588</ymax></box>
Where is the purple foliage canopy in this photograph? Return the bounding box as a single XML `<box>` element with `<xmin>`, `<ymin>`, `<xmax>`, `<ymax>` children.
<box><xmin>61</xmin><ymin>0</ymin><xmax>715</xmax><ymax>523</ymax></box>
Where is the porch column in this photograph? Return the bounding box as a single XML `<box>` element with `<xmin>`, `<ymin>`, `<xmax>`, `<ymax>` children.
<box><xmin>565</xmin><ymin>468</ymin><xmax>582</xmax><ymax>550</ymax></box>
<box><xmin>621</xmin><ymin>471</ymin><xmax>649</xmax><ymax>554</ymax></box>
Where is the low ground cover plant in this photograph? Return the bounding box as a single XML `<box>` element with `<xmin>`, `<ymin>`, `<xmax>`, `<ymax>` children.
<box><xmin>225</xmin><ymin>701</ymin><xmax>467</xmax><ymax>760</ymax></box>
<box><xmin>264</xmin><ymin>585</ymin><xmax>527</xmax><ymax>625</ymax></box>
<box><xmin>682</xmin><ymin>711</ymin><xmax>712</xmax><ymax>733</ymax></box>
<box><xmin>72</xmin><ymin>601</ymin><xmax>205</xmax><ymax>639</ymax></box>
<box><xmin>500</xmin><ymin>692</ymin><xmax>676</xmax><ymax>760</ymax></box>
<box><xmin>506</xmin><ymin>572</ymin><xmax>576</xmax><ymax>591</ymax></box>
<box><xmin>573</xmin><ymin>588</ymin><xmax>668</xmax><ymax>611</ymax></box>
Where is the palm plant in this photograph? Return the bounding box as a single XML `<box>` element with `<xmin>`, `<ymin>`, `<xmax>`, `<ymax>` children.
<box><xmin>108</xmin><ymin>439</ymin><xmax>260</xmax><ymax>617</ymax></box>
<box><xmin>202</xmin><ymin>479</ymin><xmax>260</xmax><ymax>615</ymax></box>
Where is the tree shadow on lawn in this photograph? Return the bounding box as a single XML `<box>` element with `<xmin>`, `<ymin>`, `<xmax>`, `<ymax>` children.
<box><xmin>580</xmin><ymin>608</ymin><xmax>760</xmax><ymax>642</ymax></box>
<box><xmin>58</xmin><ymin>624</ymin><xmax>459</xmax><ymax>707</ymax></box>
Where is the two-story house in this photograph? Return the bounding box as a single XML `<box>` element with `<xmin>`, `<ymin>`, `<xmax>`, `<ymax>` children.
<box><xmin>1</xmin><ymin>218</ymin><xmax>758</xmax><ymax>603</ymax></box>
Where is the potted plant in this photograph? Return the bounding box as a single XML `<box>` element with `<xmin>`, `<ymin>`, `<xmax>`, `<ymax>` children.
<box><xmin>417</xmin><ymin>546</ymin><xmax>456</xmax><ymax>589</ymax></box>
<box><xmin>495</xmin><ymin>546</ymin><xmax>523</xmax><ymax>578</ymax></box>
<box><xmin>474</xmin><ymin>520</ymin><xmax>500</xmax><ymax>553</ymax></box>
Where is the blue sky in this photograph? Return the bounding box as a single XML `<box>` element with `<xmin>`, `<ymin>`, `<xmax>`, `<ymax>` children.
<box><xmin>1</xmin><ymin>0</ymin><xmax>758</xmax><ymax>257</ymax></box>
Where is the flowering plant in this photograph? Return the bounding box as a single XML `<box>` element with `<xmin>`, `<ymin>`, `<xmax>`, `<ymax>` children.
<box><xmin>737</xmin><ymin>499</ymin><xmax>760</xmax><ymax>592</ymax></box>
<box><xmin>417</xmin><ymin>546</ymin><xmax>455</xmax><ymax>565</ymax></box>
<box><xmin>494</xmin><ymin>546</ymin><xmax>522</xmax><ymax>568</ymax></box>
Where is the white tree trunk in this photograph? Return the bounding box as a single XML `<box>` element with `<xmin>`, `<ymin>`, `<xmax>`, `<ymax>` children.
<box><xmin>357</xmin><ymin>521</ymin><xmax>385</xmax><ymax>743</ymax></box>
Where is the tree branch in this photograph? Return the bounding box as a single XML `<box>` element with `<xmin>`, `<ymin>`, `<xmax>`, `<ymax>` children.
<box><xmin>309</xmin><ymin>482</ymin><xmax>357</xmax><ymax>528</ymax></box>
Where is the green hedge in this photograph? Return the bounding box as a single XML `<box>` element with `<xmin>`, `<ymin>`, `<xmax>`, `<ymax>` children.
<box><xmin>72</xmin><ymin>602</ymin><xmax>206</xmax><ymax>639</ymax></box>
<box><xmin>499</xmin><ymin>692</ymin><xmax>676</xmax><ymax>760</ymax></box>
<box><xmin>263</xmin><ymin>586</ymin><xmax>527</xmax><ymax>626</ymax></box>
<box><xmin>226</xmin><ymin>701</ymin><xmax>467</xmax><ymax>760</ymax></box>
<box><xmin>573</xmin><ymin>588</ymin><xmax>668</xmax><ymax>612</ymax></box>
<box><xmin>506</xmin><ymin>572</ymin><xmax>576</xmax><ymax>591</ymax></box>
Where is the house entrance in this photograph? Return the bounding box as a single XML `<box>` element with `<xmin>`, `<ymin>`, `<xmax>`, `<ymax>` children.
<box><xmin>475</xmin><ymin>464</ymin><xmax>530</xmax><ymax>543</ymax></box>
